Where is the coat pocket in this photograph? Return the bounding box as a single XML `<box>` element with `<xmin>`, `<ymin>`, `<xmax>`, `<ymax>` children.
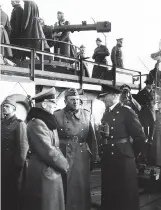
<box><xmin>43</xmin><ymin>166</ymin><xmax>60</xmax><ymax>180</ymax></box>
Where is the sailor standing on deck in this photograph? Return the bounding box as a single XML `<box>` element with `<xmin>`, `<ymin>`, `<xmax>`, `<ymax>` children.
<box><xmin>54</xmin><ymin>88</ymin><xmax>97</xmax><ymax>210</ymax></box>
<box><xmin>98</xmin><ymin>84</ymin><xmax>147</xmax><ymax>210</ymax></box>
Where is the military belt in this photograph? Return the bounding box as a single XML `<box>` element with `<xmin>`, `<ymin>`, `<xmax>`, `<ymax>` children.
<box><xmin>60</xmin><ymin>136</ymin><xmax>85</xmax><ymax>144</ymax></box>
<box><xmin>103</xmin><ymin>138</ymin><xmax>129</xmax><ymax>145</ymax></box>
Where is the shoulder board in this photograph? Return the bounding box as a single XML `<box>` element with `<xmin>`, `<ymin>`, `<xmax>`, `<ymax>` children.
<box><xmin>83</xmin><ymin>108</ymin><xmax>90</xmax><ymax>112</ymax></box>
<box><xmin>123</xmin><ymin>105</ymin><xmax>131</xmax><ymax>110</ymax></box>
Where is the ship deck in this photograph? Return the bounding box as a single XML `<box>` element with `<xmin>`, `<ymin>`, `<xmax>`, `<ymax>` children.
<box><xmin>90</xmin><ymin>169</ymin><xmax>161</xmax><ymax>210</ymax></box>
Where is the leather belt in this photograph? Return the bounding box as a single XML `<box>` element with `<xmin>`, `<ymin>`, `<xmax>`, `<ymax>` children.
<box><xmin>103</xmin><ymin>138</ymin><xmax>129</xmax><ymax>145</ymax></box>
<box><xmin>60</xmin><ymin>136</ymin><xmax>84</xmax><ymax>144</ymax></box>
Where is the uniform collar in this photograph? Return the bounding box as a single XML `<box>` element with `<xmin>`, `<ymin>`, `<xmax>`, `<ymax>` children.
<box><xmin>64</xmin><ymin>106</ymin><xmax>81</xmax><ymax>119</ymax></box>
<box><xmin>3</xmin><ymin>114</ymin><xmax>17</xmax><ymax>122</ymax></box>
<box><xmin>109</xmin><ymin>102</ymin><xmax>120</xmax><ymax>111</ymax></box>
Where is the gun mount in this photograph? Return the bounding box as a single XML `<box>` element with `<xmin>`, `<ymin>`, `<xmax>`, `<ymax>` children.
<box><xmin>53</xmin><ymin>21</ymin><xmax>111</xmax><ymax>33</ymax></box>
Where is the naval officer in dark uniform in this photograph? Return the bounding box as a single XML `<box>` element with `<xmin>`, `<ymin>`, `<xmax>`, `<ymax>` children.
<box><xmin>54</xmin><ymin>88</ymin><xmax>97</xmax><ymax>210</ymax></box>
<box><xmin>1</xmin><ymin>99</ymin><xmax>29</xmax><ymax>210</ymax></box>
<box><xmin>98</xmin><ymin>84</ymin><xmax>147</xmax><ymax>210</ymax></box>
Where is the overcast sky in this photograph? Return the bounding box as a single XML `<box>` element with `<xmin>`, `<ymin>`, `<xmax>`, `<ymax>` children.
<box><xmin>1</xmin><ymin>0</ymin><xmax>161</xmax><ymax>74</ymax></box>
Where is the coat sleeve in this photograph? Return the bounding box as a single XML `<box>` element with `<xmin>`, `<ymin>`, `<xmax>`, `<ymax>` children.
<box><xmin>131</xmin><ymin>97</ymin><xmax>141</xmax><ymax>112</ymax></box>
<box><xmin>14</xmin><ymin>121</ymin><xmax>29</xmax><ymax>168</ymax></box>
<box><xmin>14</xmin><ymin>7</ymin><xmax>23</xmax><ymax>36</ymax></box>
<box><xmin>111</xmin><ymin>47</ymin><xmax>117</xmax><ymax>66</ymax></box>
<box><xmin>22</xmin><ymin>1</ymin><xmax>31</xmax><ymax>30</ymax></box>
<box><xmin>124</xmin><ymin>107</ymin><xmax>147</xmax><ymax>157</ymax></box>
<box><xmin>27</xmin><ymin>119</ymin><xmax>68</xmax><ymax>173</ymax></box>
<box><xmin>5</xmin><ymin>16</ymin><xmax>11</xmax><ymax>36</ymax></box>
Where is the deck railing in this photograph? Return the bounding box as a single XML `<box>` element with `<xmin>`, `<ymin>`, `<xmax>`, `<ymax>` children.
<box><xmin>0</xmin><ymin>40</ymin><xmax>142</xmax><ymax>90</ymax></box>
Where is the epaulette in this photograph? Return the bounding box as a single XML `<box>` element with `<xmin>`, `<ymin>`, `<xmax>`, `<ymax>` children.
<box><xmin>123</xmin><ymin>105</ymin><xmax>131</xmax><ymax>110</ymax></box>
<box><xmin>83</xmin><ymin>108</ymin><xmax>90</xmax><ymax>112</ymax></box>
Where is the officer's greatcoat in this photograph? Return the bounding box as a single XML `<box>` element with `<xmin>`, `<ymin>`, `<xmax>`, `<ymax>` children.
<box><xmin>54</xmin><ymin>107</ymin><xmax>95</xmax><ymax>210</ymax></box>
<box><xmin>23</xmin><ymin>107</ymin><xmax>68</xmax><ymax>210</ymax></box>
<box><xmin>100</xmin><ymin>103</ymin><xmax>146</xmax><ymax>210</ymax></box>
<box><xmin>111</xmin><ymin>45</ymin><xmax>124</xmax><ymax>68</ymax></box>
<box><xmin>1</xmin><ymin>115</ymin><xmax>28</xmax><ymax>210</ymax></box>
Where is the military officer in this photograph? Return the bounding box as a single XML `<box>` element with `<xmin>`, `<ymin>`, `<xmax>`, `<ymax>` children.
<box><xmin>111</xmin><ymin>38</ymin><xmax>124</xmax><ymax>68</ymax></box>
<box><xmin>98</xmin><ymin>84</ymin><xmax>147</xmax><ymax>210</ymax></box>
<box><xmin>1</xmin><ymin>99</ymin><xmax>29</xmax><ymax>210</ymax></box>
<box><xmin>92</xmin><ymin>37</ymin><xmax>110</xmax><ymax>79</ymax></box>
<box><xmin>54</xmin><ymin>88</ymin><xmax>97</xmax><ymax>210</ymax></box>
<box><xmin>23</xmin><ymin>87</ymin><xmax>68</xmax><ymax>210</ymax></box>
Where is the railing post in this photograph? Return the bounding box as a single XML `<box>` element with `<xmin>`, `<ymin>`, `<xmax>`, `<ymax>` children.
<box><xmin>139</xmin><ymin>72</ymin><xmax>142</xmax><ymax>91</ymax></box>
<box><xmin>40</xmin><ymin>39</ymin><xmax>44</xmax><ymax>71</ymax></box>
<box><xmin>112</xmin><ymin>66</ymin><xmax>116</xmax><ymax>86</ymax></box>
<box><xmin>79</xmin><ymin>58</ymin><xmax>83</xmax><ymax>89</ymax></box>
<box><xmin>30</xmin><ymin>49</ymin><xmax>35</xmax><ymax>81</ymax></box>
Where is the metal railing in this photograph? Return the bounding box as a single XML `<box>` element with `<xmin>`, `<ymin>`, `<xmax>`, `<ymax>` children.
<box><xmin>0</xmin><ymin>40</ymin><xmax>142</xmax><ymax>89</ymax></box>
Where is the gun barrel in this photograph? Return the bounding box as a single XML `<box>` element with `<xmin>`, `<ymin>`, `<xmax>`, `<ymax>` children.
<box><xmin>53</xmin><ymin>21</ymin><xmax>111</xmax><ymax>33</ymax></box>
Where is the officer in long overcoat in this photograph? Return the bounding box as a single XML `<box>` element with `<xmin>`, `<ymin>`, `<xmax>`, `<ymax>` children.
<box><xmin>54</xmin><ymin>88</ymin><xmax>97</xmax><ymax>210</ymax></box>
<box><xmin>98</xmin><ymin>84</ymin><xmax>147</xmax><ymax>210</ymax></box>
<box><xmin>22</xmin><ymin>87</ymin><xmax>69</xmax><ymax>210</ymax></box>
<box><xmin>10</xmin><ymin>0</ymin><xmax>23</xmax><ymax>58</ymax></box>
<box><xmin>1</xmin><ymin>99</ymin><xmax>29</xmax><ymax>210</ymax></box>
<box><xmin>111</xmin><ymin>38</ymin><xmax>124</xmax><ymax>68</ymax></box>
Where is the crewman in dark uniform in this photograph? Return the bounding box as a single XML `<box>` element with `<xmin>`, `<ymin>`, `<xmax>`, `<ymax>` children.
<box><xmin>92</xmin><ymin>37</ymin><xmax>110</xmax><ymax>79</ymax></box>
<box><xmin>1</xmin><ymin>99</ymin><xmax>29</xmax><ymax>210</ymax></box>
<box><xmin>98</xmin><ymin>84</ymin><xmax>147</xmax><ymax>210</ymax></box>
<box><xmin>135</xmin><ymin>79</ymin><xmax>156</xmax><ymax>142</ymax></box>
<box><xmin>54</xmin><ymin>88</ymin><xmax>97</xmax><ymax>210</ymax></box>
<box><xmin>111</xmin><ymin>38</ymin><xmax>124</xmax><ymax>68</ymax></box>
<box><xmin>120</xmin><ymin>84</ymin><xmax>141</xmax><ymax>114</ymax></box>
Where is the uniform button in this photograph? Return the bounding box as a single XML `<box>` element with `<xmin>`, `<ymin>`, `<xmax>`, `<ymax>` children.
<box><xmin>67</xmin><ymin>144</ymin><xmax>70</xmax><ymax>146</ymax></box>
<box><xmin>80</xmin><ymin>143</ymin><xmax>82</xmax><ymax>145</ymax></box>
<box><xmin>112</xmin><ymin>144</ymin><xmax>114</xmax><ymax>146</ymax></box>
<box><xmin>116</xmin><ymin>111</ymin><xmax>119</xmax><ymax>114</ymax></box>
<box><xmin>81</xmin><ymin>151</ymin><xmax>83</xmax><ymax>153</ymax></box>
<box><xmin>111</xmin><ymin>152</ymin><xmax>114</xmax><ymax>155</ymax></box>
<box><xmin>113</xmin><ymin>119</ymin><xmax>115</xmax><ymax>121</ymax></box>
<box><xmin>61</xmin><ymin>128</ymin><xmax>63</xmax><ymax>131</ymax></box>
<box><xmin>111</xmin><ymin>127</ymin><xmax>113</xmax><ymax>129</ymax></box>
<box><xmin>111</xmin><ymin>136</ymin><xmax>113</xmax><ymax>139</ymax></box>
<box><xmin>82</xmin><ymin>129</ymin><xmax>84</xmax><ymax>131</ymax></box>
<box><xmin>65</xmin><ymin>121</ymin><xmax>69</xmax><ymax>123</ymax></box>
